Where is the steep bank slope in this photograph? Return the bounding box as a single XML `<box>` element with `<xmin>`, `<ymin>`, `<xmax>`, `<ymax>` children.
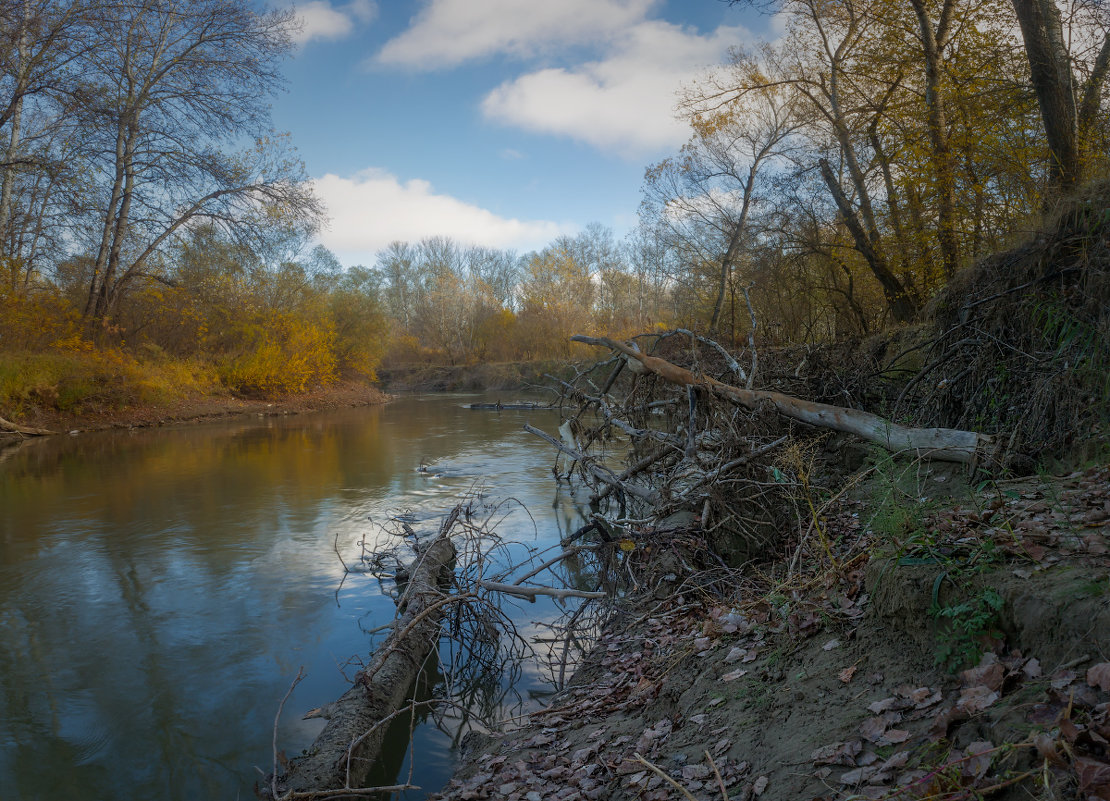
<box><xmin>434</xmin><ymin>465</ymin><xmax>1110</xmax><ymax>801</ymax></box>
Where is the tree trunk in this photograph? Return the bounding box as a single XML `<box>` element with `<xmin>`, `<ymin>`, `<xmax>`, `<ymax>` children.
<box><xmin>1078</xmin><ymin>32</ymin><xmax>1110</xmax><ymax>149</ymax></box>
<box><xmin>0</xmin><ymin>0</ymin><xmax>30</xmax><ymax>259</ymax></box>
<box><xmin>818</xmin><ymin>159</ymin><xmax>917</xmax><ymax>322</ymax></box>
<box><xmin>86</xmin><ymin>119</ymin><xmax>129</xmax><ymax>317</ymax></box>
<box><xmin>0</xmin><ymin>416</ymin><xmax>54</xmax><ymax>436</ymax></box>
<box><xmin>709</xmin><ymin>165</ymin><xmax>756</xmax><ymax>335</ymax></box>
<box><xmin>94</xmin><ymin>120</ymin><xmax>137</xmax><ymax>320</ymax></box>
<box><xmin>908</xmin><ymin>0</ymin><xmax>960</xmax><ymax>279</ymax></box>
<box><xmin>1011</xmin><ymin>0</ymin><xmax>1080</xmax><ymax>191</ymax></box>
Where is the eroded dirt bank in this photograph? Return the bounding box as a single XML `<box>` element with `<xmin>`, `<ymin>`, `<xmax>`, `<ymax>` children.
<box><xmin>433</xmin><ymin>465</ymin><xmax>1110</xmax><ymax>801</ymax></box>
<box><xmin>0</xmin><ymin>379</ymin><xmax>390</xmax><ymax>438</ymax></box>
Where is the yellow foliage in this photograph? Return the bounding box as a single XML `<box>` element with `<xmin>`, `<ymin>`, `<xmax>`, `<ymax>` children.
<box><xmin>0</xmin><ymin>347</ymin><xmax>208</xmax><ymax>413</ymax></box>
<box><xmin>218</xmin><ymin>312</ymin><xmax>337</xmax><ymax>397</ymax></box>
<box><xmin>0</xmin><ymin>289</ymin><xmax>80</xmax><ymax>350</ymax></box>
<box><xmin>381</xmin><ymin>333</ymin><xmax>442</xmax><ymax>366</ymax></box>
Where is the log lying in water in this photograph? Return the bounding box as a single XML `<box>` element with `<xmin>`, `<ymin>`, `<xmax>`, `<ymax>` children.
<box><xmin>467</xmin><ymin>402</ymin><xmax>548</xmax><ymax>410</ymax></box>
<box><xmin>0</xmin><ymin>416</ymin><xmax>54</xmax><ymax>436</ymax></box>
<box><xmin>268</xmin><ymin>514</ymin><xmax>458</xmax><ymax>798</ymax></box>
<box><xmin>571</xmin><ymin>334</ymin><xmax>992</xmax><ymax>465</ymax></box>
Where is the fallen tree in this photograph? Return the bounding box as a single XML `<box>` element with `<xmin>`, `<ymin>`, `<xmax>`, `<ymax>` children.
<box><xmin>0</xmin><ymin>416</ymin><xmax>54</xmax><ymax>436</ymax></box>
<box><xmin>571</xmin><ymin>334</ymin><xmax>992</xmax><ymax>465</ymax></box>
<box><xmin>264</xmin><ymin>512</ymin><xmax>459</xmax><ymax>799</ymax></box>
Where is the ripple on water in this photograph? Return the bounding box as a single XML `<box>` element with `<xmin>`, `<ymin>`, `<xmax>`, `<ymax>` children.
<box><xmin>58</xmin><ymin>692</ymin><xmax>114</xmax><ymax>766</ymax></box>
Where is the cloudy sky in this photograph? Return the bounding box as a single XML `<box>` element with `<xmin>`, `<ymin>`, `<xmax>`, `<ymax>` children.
<box><xmin>271</xmin><ymin>0</ymin><xmax>771</xmax><ymax>266</ymax></box>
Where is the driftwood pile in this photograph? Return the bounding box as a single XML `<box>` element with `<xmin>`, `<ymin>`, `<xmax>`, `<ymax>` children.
<box><xmin>528</xmin><ymin>331</ymin><xmax>992</xmax><ymax>564</ymax></box>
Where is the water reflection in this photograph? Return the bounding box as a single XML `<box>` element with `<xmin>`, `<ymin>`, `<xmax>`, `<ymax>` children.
<box><xmin>0</xmin><ymin>395</ymin><xmax>589</xmax><ymax>800</ymax></box>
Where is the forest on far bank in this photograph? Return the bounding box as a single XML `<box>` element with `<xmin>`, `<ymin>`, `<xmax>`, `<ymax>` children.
<box><xmin>2</xmin><ymin>0</ymin><xmax>1109</xmax><ymax>413</ymax></box>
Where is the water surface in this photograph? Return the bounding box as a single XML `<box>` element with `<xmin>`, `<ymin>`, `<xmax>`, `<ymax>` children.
<box><xmin>0</xmin><ymin>395</ymin><xmax>585</xmax><ymax>800</ymax></box>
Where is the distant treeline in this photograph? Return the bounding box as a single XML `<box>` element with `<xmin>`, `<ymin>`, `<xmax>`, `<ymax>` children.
<box><xmin>2</xmin><ymin>0</ymin><xmax>1109</xmax><ymax>410</ymax></box>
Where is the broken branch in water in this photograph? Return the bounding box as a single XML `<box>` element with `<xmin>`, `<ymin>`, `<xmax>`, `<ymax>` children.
<box><xmin>266</xmin><ymin>517</ymin><xmax>458</xmax><ymax>798</ymax></box>
<box><xmin>523</xmin><ymin>423</ymin><xmax>658</xmax><ymax>501</ymax></box>
<box><xmin>506</xmin><ymin>545</ymin><xmax>599</xmax><ymax>586</ymax></box>
<box><xmin>476</xmin><ymin>579</ymin><xmax>607</xmax><ymax>601</ymax></box>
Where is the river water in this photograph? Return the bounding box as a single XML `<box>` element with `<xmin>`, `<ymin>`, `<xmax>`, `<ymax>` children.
<box><xmin>0</xmin><ymin>395</ymin><xmax>588</xmax><ymax>800</ymax></box>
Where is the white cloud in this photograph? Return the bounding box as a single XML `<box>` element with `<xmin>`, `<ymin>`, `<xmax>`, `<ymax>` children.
<box><xmin>377</xmin><ymin>0</ymin><xmax>659</xmax><ymax>68</ymax></box>
<box><xmin>312</xmin><ymin>169</ymin><xmax>571</xmax><ymax>262</ymax></box>
<box><xmin>292</xmin><ymin>0</ymin><xmax>377</xmax><ymax>46</ymax></box>
<box><xmin>481</xmin><ymin>21</ymin><xmax>750</xmax><ymax>157</ymax></box>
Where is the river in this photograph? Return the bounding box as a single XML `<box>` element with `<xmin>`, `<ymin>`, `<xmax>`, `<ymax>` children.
<box><xmin>0</xmin><ymin>395</ymin><xmax>589</xmax><ymax>800</ymax></box>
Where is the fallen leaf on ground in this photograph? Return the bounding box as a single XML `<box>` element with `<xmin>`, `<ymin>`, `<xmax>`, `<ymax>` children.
<box><xmin>930</xmin><ymin>705</ymin><xmax>969</xmax><ymax>739</ymax></box>
<box><xmin>1088</xmin><ymin>663</ymin><xmax>1110</xmax><ymax>692</ymax></box>
<box><xmin>725</xmin><ymin>646</ymin><xmax>747</xmax><ymax>663</ymax></box>
<box><xmin>957</xmin><ymin>686</ymin><xmax>1000</xmax><ymax>713</ymax></box>
<box><xmin>823</xmin><ymin>639</ymin><xmax>841</xmax><ymax>651</ymax></box>
<box><xmin>860</xmin><ymin>717</ymin><xmax>889</xmax><ymax>743</ymax></box>
<box><xmin>681</xmin><ymin>765</ymin><xmax>711</xmax><ymax>780</ymax></box>
<box><xmin>868</xmin><ymin>697</ymin><xmax>898</xmax><ymax>714</ymax></box>
<box><xmin>753</xmin><ymin>775</ymin><xmax>769</xmax><ymax>795</ymax></box>
<box><xmin>880</xmin><ymin>751</ymin><xmax>909</xmax><ymax>771</ymax></box>
<box><xmin>879</xmin><ymin>729</ymin><xmax>911</xmax><ymax>746</ymax></box>
<box><xmin>839</xmin><ymin>665</ymin><xmax>858</xmax><ymax>683</ymax></box>
<box><xmin>962</xmin><ymin>741</ymin><xmax>994</xmax><ymax>780</ymax></box>
<box><xmin>1051</xmin><ymin>670</ymin><xmax>1077</xmax><ymax>690</ymax></box>
<box><xmin>1076</xmin><ymin>756</ymin><xmax>1110</xmax><ymax>794</ymax></box>
<box><xmin>811</xmin><ymin>740</ymin><xmax>862</xmax><ymax>766</ymax></box>
<box><xmin>839</xmin><ymin>766</ymin><xmax>870</xmax><ymax>785</ymax></box>
<box><xmin>959</xmin><ymin>660</ymin><xmax>1004</xmax><ymax>691</ymax></box>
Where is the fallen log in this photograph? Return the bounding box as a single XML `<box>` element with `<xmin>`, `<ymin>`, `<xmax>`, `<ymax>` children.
<box><xmin>267</xmin><ymin>515</ymin><xmax>458</xmax><ymax>798</ymax></box>
<box><xmin>0</xmin><ymin>416</ymin><xmax>55</xmax><ymax>436</ymax></box>
<box><xmin>477</xmin><ymin>580</ymin><xmax>607</xmax><ymax>601</ymax></box>
<box><xmin>468</xmin><ymin>402</ymin><xmax>548</xmax><ymax>410</ymax></box>
<box><xmin>571</xmin><ymin>335</ymin><xmax>992</xmax><ymax>465</ymax></box>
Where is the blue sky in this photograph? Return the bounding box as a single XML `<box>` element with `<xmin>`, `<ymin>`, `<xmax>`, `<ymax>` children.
<box><xmin>270</xmin><ymin>0</ymin><xmax>774</xmax><ymax>267</ymax></box>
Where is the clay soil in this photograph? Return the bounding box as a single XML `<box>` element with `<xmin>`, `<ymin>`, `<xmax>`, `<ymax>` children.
<box><xmin>433</xmin><ymin>464</ymin><xmax>1110</xmax><ymax>801</ymax></box>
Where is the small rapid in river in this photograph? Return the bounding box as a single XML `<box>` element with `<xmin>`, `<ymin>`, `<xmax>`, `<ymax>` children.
<box><xmin>0</xmin><ymin>394</ymin><xmax>589</xmax><ymax>800</ymax></box>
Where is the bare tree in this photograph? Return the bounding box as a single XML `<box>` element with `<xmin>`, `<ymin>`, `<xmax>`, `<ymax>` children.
<box><xmin>651</xmin><ymin>74</ymin><xmax>800</xmax><ymax>335</ymax></box>
<box><xmin>0</xmin><ymin>0</ymin><xmax>99</xmax><ymax>268</ymax></box>
<box><xmin>79</xmin><ymin>0</ymin><xmax>321</xmax><ymax>323</ymax></box>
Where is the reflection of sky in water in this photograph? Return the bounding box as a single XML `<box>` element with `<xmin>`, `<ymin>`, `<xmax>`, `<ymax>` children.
<box><xmin>0</xmin><ymin>394</ymin><xmax>597</xmax><ymax>800</ymax></box>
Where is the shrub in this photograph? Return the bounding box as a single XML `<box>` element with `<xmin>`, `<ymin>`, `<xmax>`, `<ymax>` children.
<box><xmin>218</xmin><ymin>312</ymin><xmax>337</xmax><ymax>397</ymax></box>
